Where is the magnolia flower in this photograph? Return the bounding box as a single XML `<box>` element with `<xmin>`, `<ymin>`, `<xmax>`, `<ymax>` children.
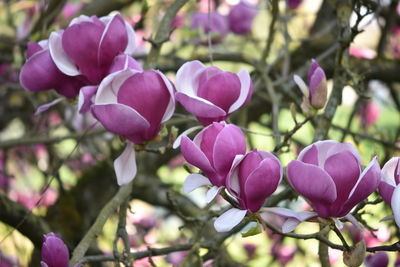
<box><xmin>20</xmin><ymin>13</ymin><xmax>136</xmax><ymax>99</ymax></box>
<box><xmin>190</xmin><ymin>12</ymin><xmax>229</xmax><ymax>43</ymax></box>
<box><xmin>49</xmin><ymin>14</ymin><xmax>135</xmax><ymax>84</ymax></box>
<box><xmin>41</xmin><ymin>233</ymin><xmax>69</xmax><ymax>267</ymax></box>
<box><xmin>214</xmin><ymin>150</ymin><xmax>282</xmax><ymax>232</ymax></box>
<box><xmin>92</xmin><ymin>68</ymin><xmax>175</xmax><ymax>185</ymax></box>
<box><xmin>287</xmin><ymin>140</ymin><xmax>381</xmax><ymax>218</ymax></box>
<box><xmin>181</xmin><ymin>122</ymin><xmax>246</xmax><ymax>201</ymax></box>
<box><xmin>294</xmin><ymin>59</ymin><xmax>327</xmax><ymax>112</ymax></box>
<box><xmin>227</xmin><ymin>1</ymin><xmax>257</xmax><ymax>35</ymax></box>
<box><xmin>379</xmin><ymin>157</ymin><xmax>400</xmax><ymax>228</ymax></box>
<box><xmin>175</xmin><ymin>60</ymin><xmax>253</xmax><ymax>125</ymax></box>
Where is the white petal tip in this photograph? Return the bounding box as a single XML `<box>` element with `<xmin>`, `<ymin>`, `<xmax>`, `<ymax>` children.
<box><xmin>114</xmin><ymin>144</ymin><xmax>137</xmax><ymax>186</ymax></box>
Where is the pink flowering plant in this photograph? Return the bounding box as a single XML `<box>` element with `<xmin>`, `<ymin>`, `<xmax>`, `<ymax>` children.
<box><xmin>1</xmin><ymin>1</ymin><xmax>400</xmax><ymax>266</ymax></box>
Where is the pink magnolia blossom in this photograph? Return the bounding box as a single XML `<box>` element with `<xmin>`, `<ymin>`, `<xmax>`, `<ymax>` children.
<box><xmin>190</xmin><ymin>12</ymin><xmax>229</xmax><ymax>43</ymax></box>
<box><xmin>227</xmin><ymin>1</ymin><xmax>257</xmax><ymax>35</ymax></box>
<box><xmin>359</xmin><ymin>102</ymin><xmax>380</xmax><ymax>127</ymax></box>
<box><xmin>214</xmin><ymin>150</ymin><xmax>282</xmax><ymax>232</ymax></box>
<box><xmin>349</xmin><ymin>46</ymin><xmax>376</xmax><ymax>59</ymax></box>
<box><xmin>61</xmin><ymin>3</ymin><xmax>83</xmax><ymax>20</ymax></box>
<box><xmin>287</xmin><ymin>140</ymin><xmax>381</xmax><ymax>218</ymax></box>
<box><xmin>379</xmin><ymin>157</ymin><xmax>400</xmax><ymax>228</ymax></box>
<box><xmin>92</xmin><ymin>68</ymin><xmax>175</xmax><ymax>185</ymax></box>
<box><xmin>20</xmin><ymin>14</ymin><xmax>137</xmax><ymax>99</ymax></box>
<box><xmin>294</xmin><ymin>59</ymin><xmax>327</xmax><ymax>112</ymax></box>
<box><xmin>41</xmin><ymin>233</ymin><xmax>69</xmax><ymax>267</ymax></box>
<box><xmin>181</xmin><ymin>122</ymin><xmax>246</xmax><ymax>202</ymax></box>
<box><xmin>175</xmin><ymin>60</ymin><xmax>253</xmax><ymax>125</ymax></box>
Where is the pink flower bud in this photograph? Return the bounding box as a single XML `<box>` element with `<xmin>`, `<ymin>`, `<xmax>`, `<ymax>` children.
<box><xmin>92</xmin><ymin>69</ymin><xmax>175</xmax><ymax>144</ymax></box>
<box><xmin>176</xmin><ymin>60</ymin><xmax>253</xmax><ymax>125</ymax></box>
<box><xmin>180</xmin><ymin>122</ymin><xmax>246</xmax><ymax>187</ymax></box>
<box><xmin>227</xmin><ymin>150</ymin><xmax>282</xmax><ymax>213</ymax></box>
<box><xmin>287</xmin><ymin>140</ymin><xmax>381</xmax><ymax>218</ymax></box>
<box><xmin>41</xmin><ymin>233</ymin><xmax>69</xmax><ymax>267</ymax></box>
<box><xmin>227</xmin><ymin>1</ymin><xmax>257</xmax><ymax>35</ymax></box>
<box><xmin>294</xmin><ymin>59</ymin><xmax>327</xmax><ymax>112</ymax></box>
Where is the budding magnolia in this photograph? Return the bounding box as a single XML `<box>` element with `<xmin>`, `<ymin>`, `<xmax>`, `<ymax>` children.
<box><xmin>293</xmin><ymin>59</ymin><xmax>327</xmax><ymax>112</ymax></box>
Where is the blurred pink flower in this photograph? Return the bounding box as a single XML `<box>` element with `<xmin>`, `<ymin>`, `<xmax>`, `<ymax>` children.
<box><xmin>271</xmin><ymin>241</ymin><xmax>296</xmax><ymax>264</ymax></box>
<box><xmin>166</xmin><ymin>251</ymin><xmax>188</xmax><ymax>266</ymax></box>
<box><xmin>62</xmin><ymin>2</ymin><xmax>83</xmax><ymax>20</ymax></box>
<box><xmin>349</xmin><ymin>46</ymin><xmax>376</xmax><ymax>59</ymax></box>
<box><xmin>359</xmin><ymin>102</ymin><xmax>379</xmax><ymax>127</ymax></box>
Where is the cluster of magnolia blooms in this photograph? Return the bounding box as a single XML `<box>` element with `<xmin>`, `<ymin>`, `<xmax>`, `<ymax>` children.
<box><xmin>20</xmin><ymin>12</ymin><xmax>399</xmax><ymax>263</ymax></box>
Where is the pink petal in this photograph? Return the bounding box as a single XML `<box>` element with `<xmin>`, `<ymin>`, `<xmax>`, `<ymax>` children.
<box><xmin>214</xmin><ymin>208</ymin><xmax>247</xmax><ymax>232</ymax></box>
<box><xmin>287</xmin><ymin>160</ymin><xmax>337</xmax><ymax>207</ymax></box>
<box><xmin>379</xmin><ymin>181</ymin><xmax>396</xmax><ymax>204</ymax></box>
<box><xmin>35</xmin><ymin>98</ymin><xmax>64</xmax><ymax>116</ymax></box>
<box><xmin>20</xmin><ymin>49</ymin><xmax>82</xmax><ymax>98</ymax></box>
<box><xmin>156</xmin><ymin>70</ymin><xmax>176</xmax><ymax>123</ymax></box>
<box><xmin>381</xmin><ymin>157</ymin><xmax>400</xmax><ymax>186</ymax></box>
<box><xmin>323</xmin><ymin>151</ymin><xmax>360</xmax><ymax>206</ymax></box>
<box><xmin>78</xmin><ymin>86</ymin><xmax>98</xmax><ymax>113</ymax></box>
<box><xmin>175</xmin><ymin>60</ymin><xmax>206</xmax><ymax>95</ymax></box>
<box><xmin>108</xmin><ymin>54</ymin><xmax>142</xmax><ymax>74</ymax></box>
<box><xmin>95</xmin><ymin>69</ymin><xmax>138</xmax><ymax>105</ymax></box>
<box><xmin>117</xmin><ymin>71</ymin><xmax>171</xmax><ymax>140</ymax></box>
<box><xmin>391</xmin><ymin>184</ymin><xmax>400</xmax><ymax>228</ymax></box>
<box><xmin>180</xmin><ymin>136</ymin><xmax>214</xmax><ymax>174</ymax></box>
<box><xmin>226</xmin><ymin>154</ymin><xmax>246</xmax><ymax>197</ymax></box>
<box><xmin>91</xmin><ymin>103</ymin><xmax>150</xmax><ymax>137</ymax></box>
<box><xmin>197</xmin><ymin>71</ymin><xmax>241</xmax><ymax>112</ymax></box>
<box><xmin>27</xmin><ymin>42</ymin><xmax>43</xmax><ymax>59</ymax></box>
<box><xmin>98</xmin><ymin>14</ymin><xmax>128</xmax><ymax>73</ymax></box>
<box><xmin>212</xmin><ymin>124</ymin><xmax>246</xmax><ymax>176</ymax></box>
<box><xmin>323</xmin><ymin>142</ymin><xmax>361</xmax><ymax>166</ymax></box>
<box><xmin>206</xmin><ymin>186</ymin><xmax>223</xmax><ymax>203</ymax></box>
<box><xmin>299</xmin><ymin>144</ymin><xmax>318</xmax><ymax>165</ymax></box>
<box><xmin>175</xmin><ymin>92</ymin><xmax>226</xmax><ymax>119</ymax></box>
<box><xmin>49</xmin><ymin>31</ymin><xmax>80</xmax><ymax>76</ymax></box>
<box><xmin>173</xmin><ymin>126</ymin><xmax>203</xmax><ymax>149</ymax></box>
<box><xmin>309</xmin><ymin>67</ymin><xmax>325</xmax><ymax>98</ymax></box>
<box><xmin>228</xmin><ymin>69</ymin><xmax>252</xmax><ymax>113</ymax></box>
<box><xmin>243</xmin><ymin>158</ymin><xmax>281</xmax><ymax>212</ymax></box>
<box><xmin>307</xmin><ymin>59</ymin><xmax>320</xmax><ymax>83</ymax></box>
<box><xmin>341</xmin><ymin>157</ymin><xmax>381</xmax><ymax>216</ymax></box>
<box><xmin>62</xmin><ymin>18</ymin><xmax>105</xmax><ymax>83</ymax></box>
<box><xmin>183</xmin><ymin>173</ymin><xmax>211</xmax><ymax>194</ymax></box>
<box><xmin>114</xmin><ymin>144</ymin><xmax>136</xmax><ymax>185</ymax></box>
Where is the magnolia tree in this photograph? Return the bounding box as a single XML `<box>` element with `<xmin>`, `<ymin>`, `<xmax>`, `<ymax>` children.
<box><xmin>0</xmin><ymin>0</ymin><xmax>400</xmax><ymax>266</ymax></box>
